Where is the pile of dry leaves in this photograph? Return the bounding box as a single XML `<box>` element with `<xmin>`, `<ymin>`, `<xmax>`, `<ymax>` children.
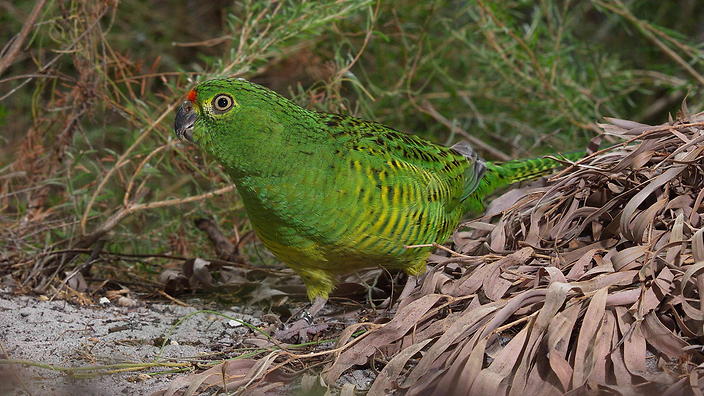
<box><xmin>157</xmin><ymin>109</ymin><xmax>704</xmax><ymax>395</ymax></box>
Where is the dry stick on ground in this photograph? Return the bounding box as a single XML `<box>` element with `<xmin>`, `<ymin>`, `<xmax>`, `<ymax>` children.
<box><xmin>158</xmin><ymin>290</ymin><xmax>190</xmax><ymax>307</ymax></box>
<box><xmin>30</xmin><ymin>185</ymin><xmax>235</xmax><ymax>292</ymax></box>
<box><xmin>405</xmin><ymin>243</ymin><xmax>472</xmax><ymax>259</ymax></box>
<box><xmin>27</xmin><ymin>247</ymin><xmax>270</xmax><ymax>274</ymax></box>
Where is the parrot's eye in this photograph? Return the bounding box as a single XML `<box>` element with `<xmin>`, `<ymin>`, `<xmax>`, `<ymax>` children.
<box><xmin>212</xmin><ymin>94</ymin><xmax>234</xmax><ymax>112</ymax></box>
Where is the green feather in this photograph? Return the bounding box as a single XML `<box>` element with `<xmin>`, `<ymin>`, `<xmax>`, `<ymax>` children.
<box><xmin>462</xmin><ymin>152</ymin><xmax>584</xmax><ymax>214</ymax></box>
<box><xmin>178</xmin><ymin>78</ymin><xmax>581</xmax><ymax>300</ymax></box>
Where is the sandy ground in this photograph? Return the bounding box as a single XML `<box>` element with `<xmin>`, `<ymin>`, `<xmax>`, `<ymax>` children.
<box><xmin>0</xmin><ymin>288</ymin><xmax>269</xmax><ymax>396</ymax></box>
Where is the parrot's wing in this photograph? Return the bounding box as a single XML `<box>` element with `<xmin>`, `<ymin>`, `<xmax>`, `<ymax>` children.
<box><xmin>334</xmin><ymin>118</ymin><xmax>481</xmax><ymax>209</ymax></box>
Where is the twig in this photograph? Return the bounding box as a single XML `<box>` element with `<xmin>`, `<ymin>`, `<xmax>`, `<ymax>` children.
<box><xmin>419</xmin><ymin>100</ymin><xmax>511</xmax><ymax>161</ymax></box>
<box><xmin>491</xmin><ymin>310</ymin><xmax>539</xmax><ymax>334</ymax></box>
<box><xmin>123</xmin><ymin>142</ymin><xmax>173</xmax><ymax>207</ymax></box>
<box><xmin>158</xmin><ymin>290</ymin><xmax>190</xmax><ymax>307</ymax></box>
<box><xmin>0</xmin><ymin>0</ymin><xmax>47</xmax><ymax>76</ymax></box>
<box><xmin>593</xmin><ymin>0</ymin><xmax>704</xmax><ymax>86</ymax></box>
<box><xmin>172</xmin><ymin>35</ymin><xmax>231</xmax><ymax>47</ymax></box>
<box><xmin>0</xmin><ymin>5</ymin><xmax>108</xmax><ymax>102</ymax></box>
<box><xmin>27</xmin><ymin>185</ymin><xmax>237</xmax><ymax>290</ymax></box>
<box><xmin>80</xmin><ymin>101</ymin><xmax>179</xmax><ymax>234</ymax></box>
<box><xmin>195</xmin><ymin>218</ymin><xmax>238</xmax><ymax>260</ymax></box>
<box><xmin>404</xmin><ymin>242</ymin><xmax>472</xmax><ymax>258</ymax></box>
<box><xmin>0</xmin><ymin>359</ymin><xmax>192</xmax><ymax>376</ymax></box>
<box><xmin>30</xmin><ymin>247</ymin><xmax>270</xmax><ymax>273</ymax></box>
<box><xmin>78</xmin><ymin>185</ymin><xmax>236</xmax><ymax>249</ymax></box>
<box><xmin>48</xmin><ymin>239</ymin><xmax>105</xmax><ymax>300</ymax></box>
<box><xmin>279</xmin><ymin>324</ymin><xmax>379</xmax><ymax>360</ymax></box>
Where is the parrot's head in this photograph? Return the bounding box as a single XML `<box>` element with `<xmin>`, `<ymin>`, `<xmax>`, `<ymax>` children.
<box><xmin>174</xmin><ymin>78</ymin><xmax>309</xmax><ymax>174</ymax></box>
<box><xmin>176</xmin><ymin>77</ymin><xmax>305</xmax><ymax>139</ymax></box>
<box><xmin>175</xmin><ymin>78</ymin><xmax>260</xmax><ymax>144</ymax></box>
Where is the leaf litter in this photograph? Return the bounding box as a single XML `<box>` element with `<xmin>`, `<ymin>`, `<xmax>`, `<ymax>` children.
<box><xmin>152</xmin><ymin>109</ymin><xmax>704</xmax><ymax>394</ymax></box>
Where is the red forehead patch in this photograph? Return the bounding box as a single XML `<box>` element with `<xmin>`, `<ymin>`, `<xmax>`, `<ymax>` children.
<box><xmin>187</xmin><ymin>89</ymin><xmax>197</xmax><ymax>102</ymax></box>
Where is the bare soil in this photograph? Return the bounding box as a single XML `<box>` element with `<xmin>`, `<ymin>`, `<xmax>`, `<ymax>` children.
<box><xmin>0</xmin><ymin>288</ymin><xmax>268</xmax><ymax>395</ymax></box>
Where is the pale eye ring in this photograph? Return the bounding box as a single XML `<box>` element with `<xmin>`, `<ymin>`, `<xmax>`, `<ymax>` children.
<box><xmin>212</xmin><ymin>94</ymin><xmax>234</xmax><ymax>112</ymax></box>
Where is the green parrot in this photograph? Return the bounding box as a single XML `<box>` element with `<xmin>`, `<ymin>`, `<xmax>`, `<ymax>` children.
<box><xmin>174</xmin><ymin>78</ymin><xmax>580</xmax><ymax>302</ymax></box>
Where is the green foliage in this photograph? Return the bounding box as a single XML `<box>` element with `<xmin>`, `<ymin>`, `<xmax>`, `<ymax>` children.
<box><xmin>1</xmin><ymin>0</ymin><xmax>703</xmax><ymax>284</ymax></box>
<box><xmin>0</xmin><ymin>104</ymin><xmax>6</xmax><ymax>128</ymax></box>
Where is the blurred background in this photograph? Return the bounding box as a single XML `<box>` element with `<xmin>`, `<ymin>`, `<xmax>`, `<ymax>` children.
<box><xmin>2</xmin><ymin>0</ymin><xmax>703</xmax><ymax>294</ymax></box>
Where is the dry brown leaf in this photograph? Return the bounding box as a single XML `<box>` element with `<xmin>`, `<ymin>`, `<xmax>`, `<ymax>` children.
<box><xmin>323</xmin><ymin>294</ymin><xmax>443</xmax><ymax>384</ymax></box>
<box><xmin>404</xmin><ymin>301</ymin><xmax>499</xmax><ymax>387</ymax></box>
<box><xmin>367</xmin><ymin>339</ymin><xmax>431</xmax><ymax>395</ymax></box>
<box><xmin>471</xmin><ymin>325</ymin><xmax>530</xmax><ymax>395</ymax></box>
<box><xmin>641</xmin><ymin>312</ymin><xmax>689</xmax><ymax>358</ymax></box>
<box><xmin>154</xmin><ymin>357</ymin><xmax>285</xmax><ymax>396</ymax></box>
<box><xmin>572</xmin><ymin>287</ymin><xmax>607</xmax><ymax>387</ymax></box>
<box><xmin>435</xmin><ymin>335</ymin><xmax>487</xmax><ymax>395</ymax></box>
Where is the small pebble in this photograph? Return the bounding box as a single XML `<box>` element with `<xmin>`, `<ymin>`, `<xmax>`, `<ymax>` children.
<box><xmin>117</xmin><ymin>296</ymin><xmax>137</xmax><ymax>307</ymax></box>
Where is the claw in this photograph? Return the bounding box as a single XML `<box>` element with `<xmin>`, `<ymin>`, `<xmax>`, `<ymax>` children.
<box><xmin>274</xmin><ymin>319</ymin><xmax>328</xmax><ymax>343</ymax></box>
<box><xmin>275</xmin><ymin>297</ymin><xmax>329</xmax><ymax>342</ymax></box>
<box><xmin>301</xmin><ymin>310</ymin><xmax>314</xmax><ymax>325</ymax></box>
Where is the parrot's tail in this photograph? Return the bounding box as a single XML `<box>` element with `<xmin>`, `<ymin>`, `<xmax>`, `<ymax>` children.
<box><xmin>462</xmin><ymin>151</ymin><xmax>584</xmax><ymax>214</ymax></box>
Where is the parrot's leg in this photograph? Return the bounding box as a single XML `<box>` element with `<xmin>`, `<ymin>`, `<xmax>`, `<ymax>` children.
<box><xmin>275</xmin><ymin>268</ymin><xmax>333</xmax><ymax>342</ymax></box>
<box><xmin>403</xmin><ymin>257</ymin><xmax>428</xmax><ymax>277</ymax></box>
<box><xmin>301</xmin><ymin>296</ymin><xmax>327</xmax><ymax>321</ymax></box>
<box><xmin>307</xmin><ymin>296</ymin><xmax>328</xmax><ymax>315</ymax></box>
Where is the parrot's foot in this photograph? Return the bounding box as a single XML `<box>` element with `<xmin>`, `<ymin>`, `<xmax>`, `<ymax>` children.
<box><xmin>274</xmin><ymin>317</ymin><xmax>328</xmax><ymax>343</ymax></box>
<box><xmin>274</xmin><ymin>297</ymin><xmax>328</xmax><ymax>343</ymax></box>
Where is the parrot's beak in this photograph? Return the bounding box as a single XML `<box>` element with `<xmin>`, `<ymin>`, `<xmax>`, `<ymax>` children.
<box><xmin>175</xmin><ymin>101</ymin><xmax>197</xmax><ymax>142</ymax></box>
